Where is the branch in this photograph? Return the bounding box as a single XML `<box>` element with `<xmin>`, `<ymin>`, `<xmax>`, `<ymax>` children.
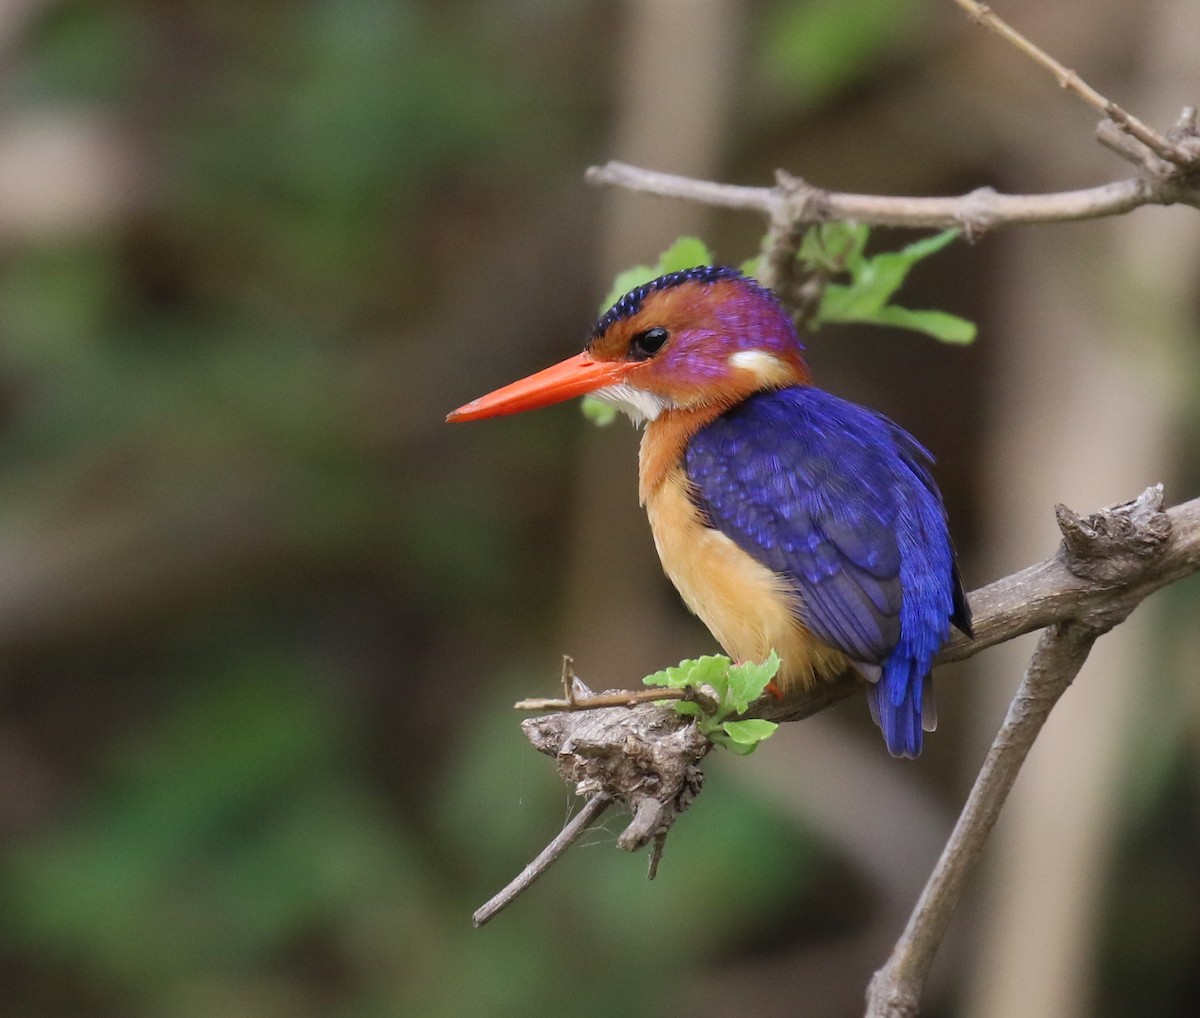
<box><xmin>757</xmin><ymin>195</ymin><xmax>829</xmax><ymax>330</ymax></box>
<box><xmin>859</xmin><ymin>486</ymin><xmax>1184</xmax><ymax>1014</ymax></box>
<box><xmin>865</xmin><ymin>622</ymin><xmax>1099</xmax><ymax>1017</ymax></box>
<box><xmin>478</xmin><ymin>486</ymin><xmax>1195</xmax><ymax>924</ymax></box>
<box><xmin>949</xmin><ymin>0</ymin><xmax>1200</xmax><ymax>169</ymax></box>
<box><xmin>587</xmin><ymin>162</ymin><xmax>1198</xmax><ymax>237</ymax></box>
<box><xmin>513</xmin><ymin>656</ymin><xmax>718</xmax><ymax>714</ymax></box>
<box><xmin>473</xmin><ymin>792</ymin><xmax>613</xmax><ymax>927</ymax></box>
<box><xmin>757</xmin><ymin>485</ymin><xmax>1195</xmax><ymax>725</ymax></box>
<box><xmin>587</xmin><ymin>1</ymin><xmax>1200</xmax><ymax>241</ymax></box>
<box><xmin>470</xmin><ymin>680</ymin><xmax>711</xmax><ymax>922</ymax></box>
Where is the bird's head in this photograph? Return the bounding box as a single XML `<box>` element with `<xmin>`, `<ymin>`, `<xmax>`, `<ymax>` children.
<box><xmin>447</xmin><ymin>266</ymin><xmax>810</xmax><ymax>425</ymax></box>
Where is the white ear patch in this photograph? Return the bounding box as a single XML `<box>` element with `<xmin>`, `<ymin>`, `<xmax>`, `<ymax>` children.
<box><xmin>729</xmin><ymin>349</ymin><xmax>786</xmax><ymax>382</ymax></box>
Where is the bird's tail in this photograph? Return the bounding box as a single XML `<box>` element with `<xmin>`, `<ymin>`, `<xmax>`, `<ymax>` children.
<box><xmin>866</xmin><ymin>661</ymin><xmax>935</xmax><ymax>758</ymax></box>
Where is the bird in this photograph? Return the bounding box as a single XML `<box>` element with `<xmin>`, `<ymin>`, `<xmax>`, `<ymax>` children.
<box><xmin>447</xmin><ymin>265</ymin><xmax>971</xmax><ymax>757</ymax></box>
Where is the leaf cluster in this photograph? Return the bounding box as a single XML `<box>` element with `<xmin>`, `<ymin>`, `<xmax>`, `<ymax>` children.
<box><xmin>643</xmin><ymin>652</ymin><xmax>781</xmax><ymax>754</ymax></box>
<box><xmin>793</xmin><ymin>223</ymin><xmax>976</xmax><ymax>343</ymax></box>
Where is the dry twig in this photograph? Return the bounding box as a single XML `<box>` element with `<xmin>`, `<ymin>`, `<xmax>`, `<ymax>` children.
<box><xmin>586</xmin><ymin>160</ymin><xmax>1198</xmax><ymax>238</ymax></box>
<box><xmin>949</xmin><ymin>0</ymin><xmax>1199</xmax><ymax>169</ymax></box>
<box><xmin>513</xmin><ymin>655</ymin><xmax>718</xmax><ymax>714</ymax></box>
<box><xmin>473</xmin><ymin>792</ymin><xmax>613</xmax><ymax>928</ymax></box>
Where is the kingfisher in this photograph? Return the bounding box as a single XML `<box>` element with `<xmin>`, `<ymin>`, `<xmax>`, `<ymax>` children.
<box><xmin>448</xmin><ymin>265</ymin><xmax>971</xmax><ymax>757</ymax></box>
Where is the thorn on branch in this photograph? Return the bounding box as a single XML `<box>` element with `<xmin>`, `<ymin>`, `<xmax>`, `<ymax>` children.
<box><xmin>617</xmin><ymin>796</ymin><xmax>669</xmax><ymax>853</ymax></box>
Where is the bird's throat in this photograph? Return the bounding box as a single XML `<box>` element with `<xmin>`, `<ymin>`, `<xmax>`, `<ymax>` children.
<box><xmin>637</xmin><ymin>404</ymin><xmax>728</xmax><ymax>506</ymax></box>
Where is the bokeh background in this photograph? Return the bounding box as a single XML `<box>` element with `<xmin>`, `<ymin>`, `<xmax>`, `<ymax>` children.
<box><xmin>0</xmin><ymin>1</ymin><xmax>1196</xmax><ymax>1015</ymax></box>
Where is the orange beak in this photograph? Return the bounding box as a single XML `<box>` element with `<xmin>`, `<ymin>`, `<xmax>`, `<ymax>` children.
<box><xmin>446</xmin><ymin>352</ymin><xmax>638</xmax><ymax>423</ymax></box>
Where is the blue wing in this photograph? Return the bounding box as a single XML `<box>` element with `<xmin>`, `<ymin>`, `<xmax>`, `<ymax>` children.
<box><xmin>684</xmin><ymin>386</ymin><xmax>970</xmax><ymax>757</ymax></box>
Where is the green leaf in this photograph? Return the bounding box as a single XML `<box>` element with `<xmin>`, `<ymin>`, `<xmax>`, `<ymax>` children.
<box><xmin>812</xmin><ymin>228</ymin><xmax>975</xmax><ymax>343</ymax></box>
<box><xmin>842</xmin><ymin>231</ymin><xmax>955</xmax><ymax>311</ymax></box>
<box><xmin>642</xmin><ymin>654</ymin><xmax>729</xmax><ymax>695</ymax></box>
<box><xmin>721</xmin><ymin>718</ymin><xmax>779</xmax><ymax>747</ymax></box>
<box><xmin>871</xmin><ymin>305</ymin><xmax>977</xmax><ymax>344</ymax></box>
<box><xmin>710</xmin><ymin>731</ymin><xmax>755</xmax><ymax>755</ymax></box>
<box><xmin>686</xmin><ymin>655</ymin><xmax>732</xmax><ymax>692</ymax></box>
<box><xmin>580</xmin><ymin>395</ymin><xmax>619</xmax><ymax>426</ymax></box>
<box><xmin>817</xmin><ymin>280</ymin><xmax>878</xmax><ymax>322</ymax></box>
<box><xmin>894</xmin><ymin>227</ymin><xmax>961</xmax><ymax>263</ymax></box>
<box><xmin>643</xmin><ymin>664</ymin><xmax>681</xmax><ymax>689</ymax></box>
<box><xmin>642</xmin><ymin>653</ymin><xmax>784</xmax><ymax>753</ymax></box>
<box><xmin>657</xmin><ymin>236</ymin><xmax>713</xmax><ymax>274</ymax></box>
<box><xmin>820</xmin><ymin>246</ymin><xmax>913</xmax><ymax>317</ymax></box>
<box><xmin>800</xmin><ymin>221</ymin><xmax>870</xmax><ymax>272</ymax></box>
<box><xmin>599</xmin><ymin>237</ymin><xmax>715</xmax><ymax>313</ymax></box>
<box><xmin>725</xmin><ymin>651</ymin><xmax>781</xmax><ymax>712</ymax></box>
<box><xmin>853</xmin><ymin>228</ymin><xmax>961</xmax><ymax>306</ymax></box>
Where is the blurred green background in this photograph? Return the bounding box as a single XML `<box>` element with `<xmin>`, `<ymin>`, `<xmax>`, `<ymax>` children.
<box><xmin>0</xmin><ymin>1</ymin><xmax>1196</xmax><ymax>1016</ymax></box>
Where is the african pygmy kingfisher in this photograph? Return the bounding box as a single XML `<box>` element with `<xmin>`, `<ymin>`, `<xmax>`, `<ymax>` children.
<box><xmin>448</xmin><ymin>266</ymin><xmax>971</xmax><ymax>757</ymax></box>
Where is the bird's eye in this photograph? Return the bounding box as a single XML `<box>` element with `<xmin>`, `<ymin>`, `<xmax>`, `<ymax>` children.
<box><xmin>630</xmin><ymin>327</ymin><xmax>669</xmax><ymax>360</ymax></box>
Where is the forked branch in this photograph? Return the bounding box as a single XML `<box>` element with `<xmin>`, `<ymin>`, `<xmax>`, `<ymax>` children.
<box><xmin>862</xmin><ymin>482</ymin><xmax>1181</xmax><ymax>1016</ymax></box>
<box><xmin>949</xmin><ymin>0</ymin><xmax>1200</xmax><ymax>168</ymax></box>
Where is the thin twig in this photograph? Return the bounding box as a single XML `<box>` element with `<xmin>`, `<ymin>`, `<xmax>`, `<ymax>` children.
<box><xmin>864</xmin><ymin>622</ymin><xmax>1099</xmax><ymax>1016</ymax></box>
<box><xmin>516</xmin><ymin>654</ymin><xmax>719</xmax><ymax>715</ymax></box>
<box><xmin>585</xmin><ymin>162</ymin><xmax>774</xmax><ymax>212</ymax></box>
<box><xmin>647</xmin><ymin>830</ymin><xmax>668</xmax><ymax>879</ymax></box>
<box><xmin>949</xmin><ymin>0</ymin><xmax>1193</xmax><ymax>167</ymax></box>
<box><xmin>756</xmin><ymin>172</ymin><xmax>831</xmax><ymax>331</ymax></box>
<box><xmin>472</xmin><ymin>793</ymin><xmax>613</xmax><ymax>928</ymax></box>
<box><xmin>514</xmin><ymin>686</ymin><xmax>716</xmax><ymax>713</ymax></box>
